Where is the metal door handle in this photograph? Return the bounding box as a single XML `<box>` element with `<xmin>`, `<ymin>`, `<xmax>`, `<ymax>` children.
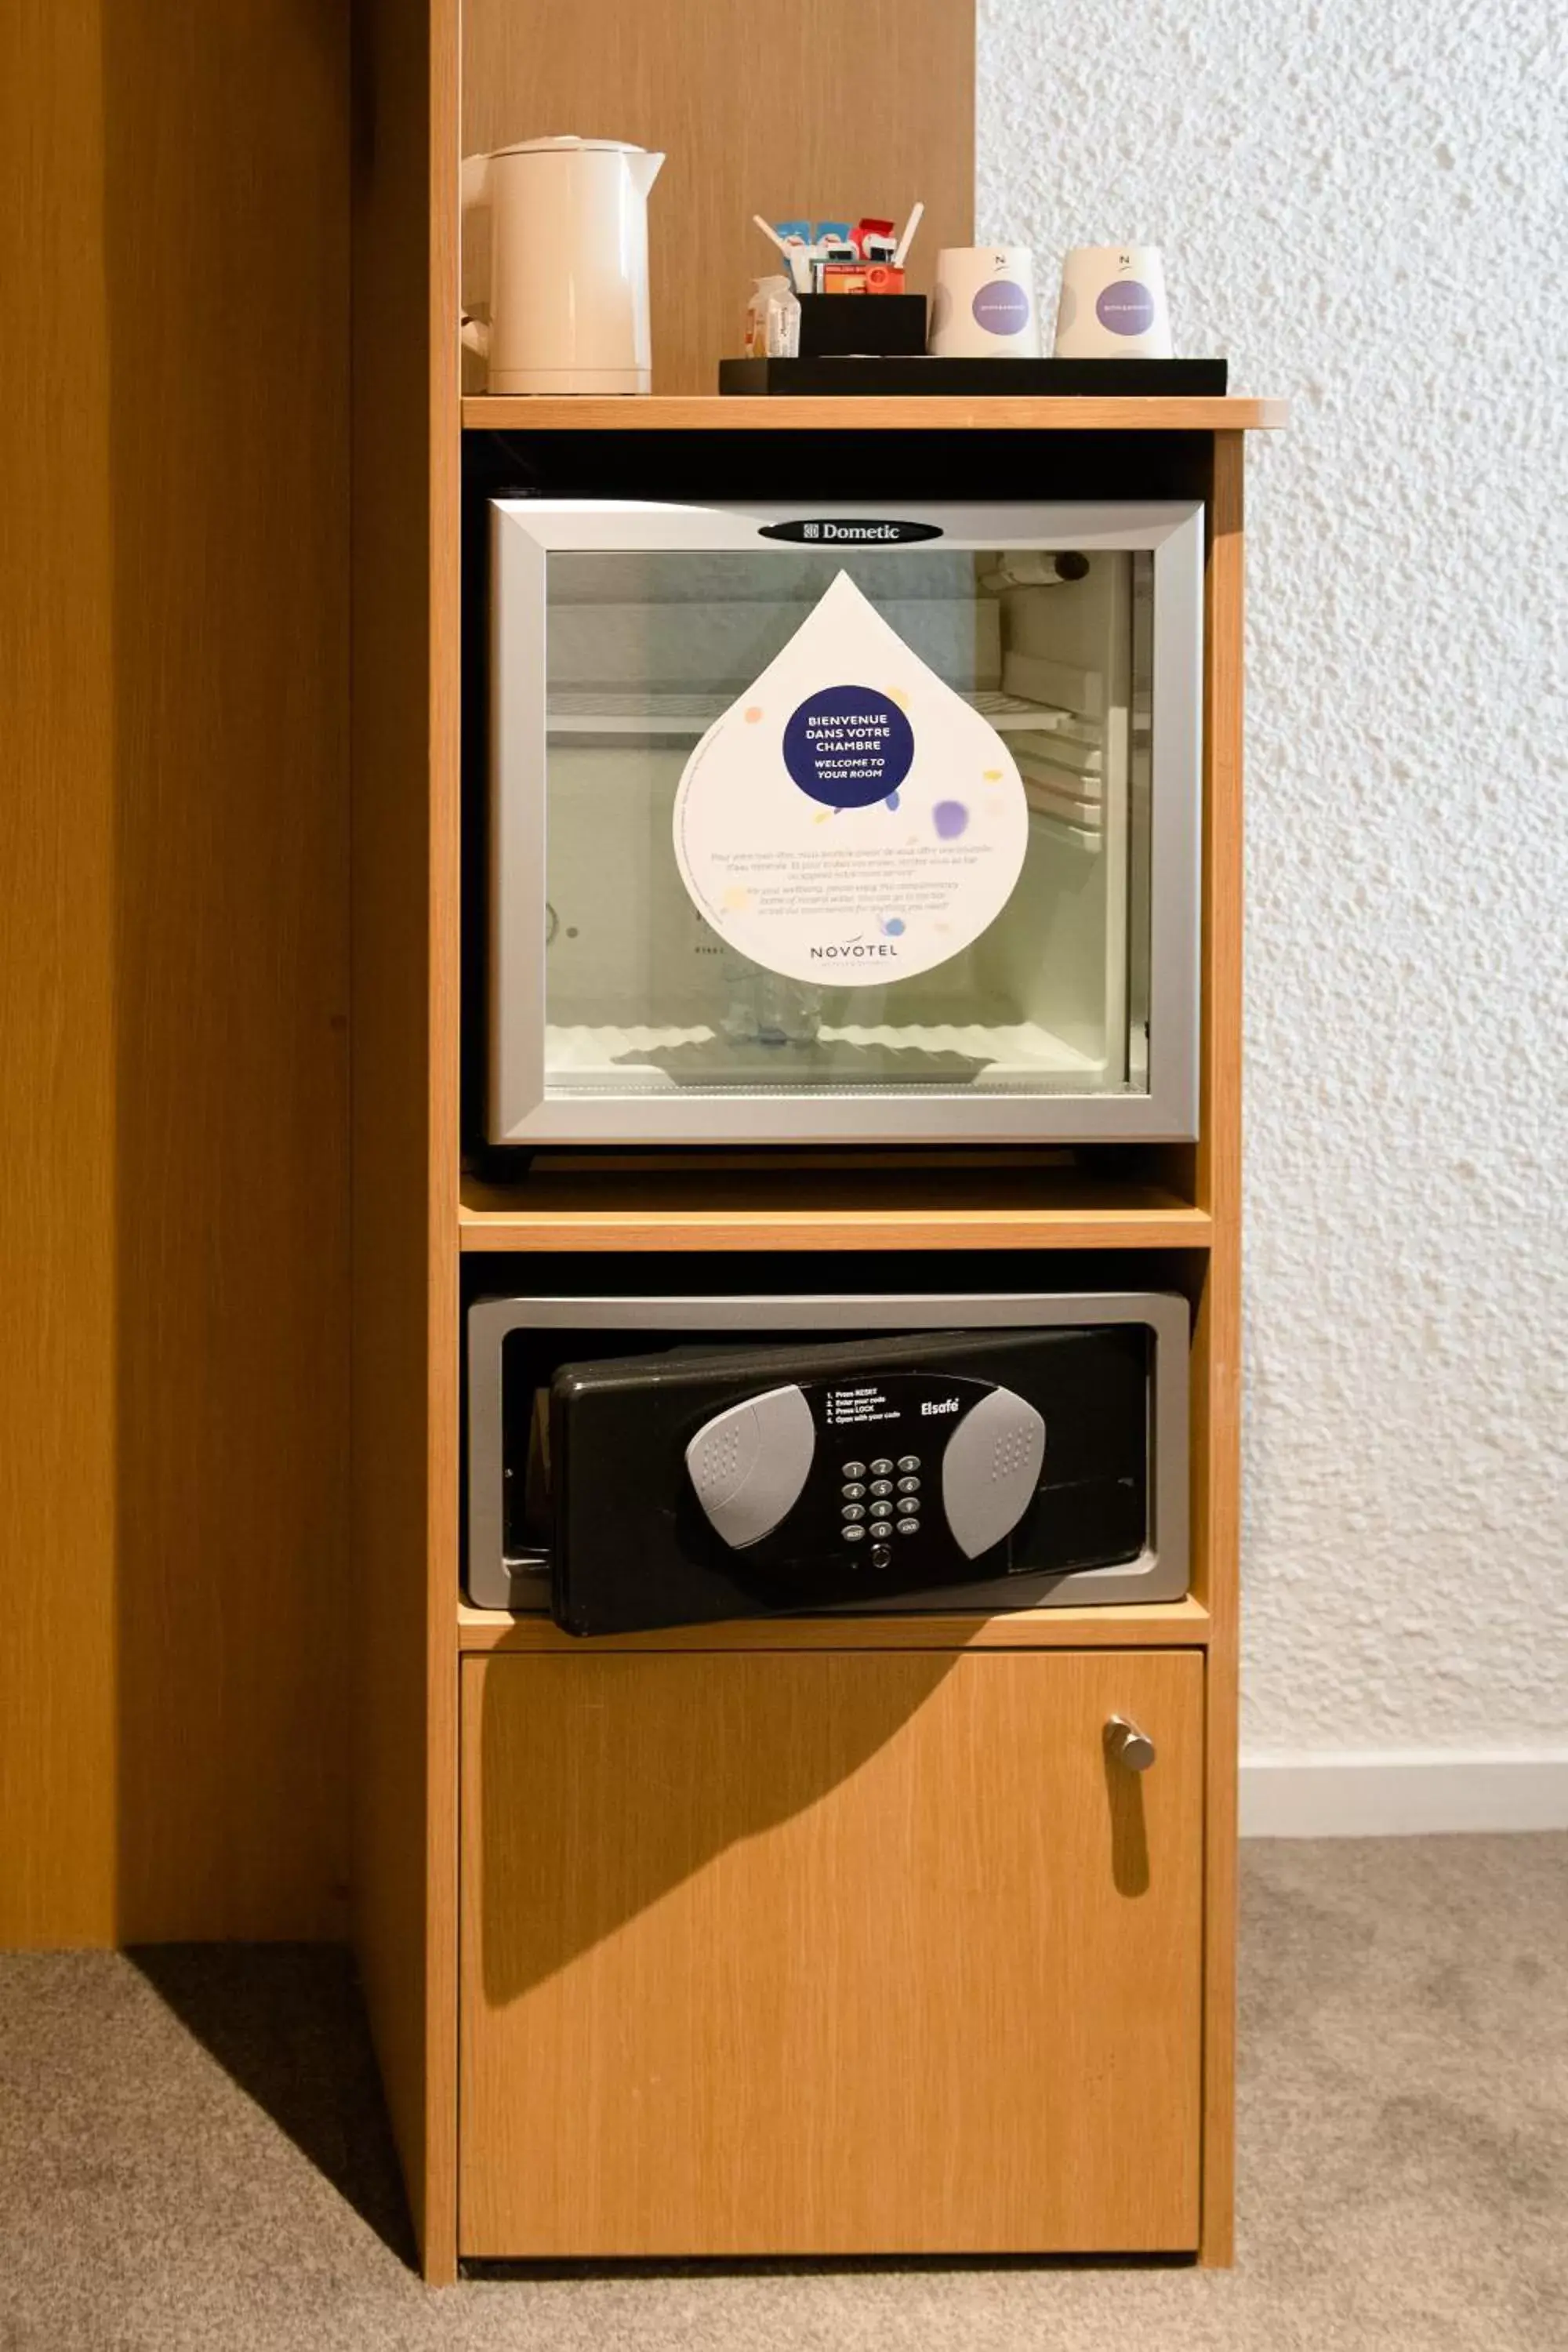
<box><xmin>1105</xmin><ymin>1714</ymin><xmax>1156</xmax><ymax>1771</ymax></box>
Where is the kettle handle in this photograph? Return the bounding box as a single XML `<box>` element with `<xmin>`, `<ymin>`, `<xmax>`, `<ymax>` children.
<box><xmin>459</xmin><ymin>151</ymin><xmax>492</xmax><ymax>223</ymax></box>
<box><xmin>459</xmin><ymin>153</ymin><xmax>492</xmax><ymax>358</ymax></box>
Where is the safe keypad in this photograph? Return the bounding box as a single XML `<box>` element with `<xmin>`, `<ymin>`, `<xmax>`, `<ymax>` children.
<box><xmin>844</xmin><ymin>1455</ymin><xmax>921</xmax><ymax>1553</ymax></box>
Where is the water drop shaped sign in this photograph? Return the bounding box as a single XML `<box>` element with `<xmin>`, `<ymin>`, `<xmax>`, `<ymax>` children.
<box><xmin>672</xmin><ymin>572</ymin><xmax>1028</xmax><ymax>986</ymax></box>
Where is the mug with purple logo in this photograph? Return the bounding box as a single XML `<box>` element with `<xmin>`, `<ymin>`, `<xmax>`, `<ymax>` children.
<box><xmin>1053</xmin><ymin>245</ymin><xmax>1173</xmax><ymax>358</ymax></box>
<box><xmin>927</xmin><ymin>247</ymin><xmax>1041</xmax><ymax>358</ymax></box>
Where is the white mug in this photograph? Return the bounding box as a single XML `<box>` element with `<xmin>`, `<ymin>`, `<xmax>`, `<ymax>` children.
<box><xmin>1054</xmin><ymin>246</ymin><xmax>1173</xmax><ymax>358</ymax></box>
<box><xmin>928</xmin><ymin>247</ymin><xmax>1040</xmax><ymax>358</ymax></box>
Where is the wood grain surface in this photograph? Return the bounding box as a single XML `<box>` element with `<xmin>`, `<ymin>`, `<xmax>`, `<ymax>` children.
<box><xmin>0</xmin><ymin>0</ymin><xmax>119</xmax><ymax>1945</ymax></box>
<box><xmin>349</xmin><ymin>0</ymin><xmax>463</xmax><ymax>2283</ymax></box>
<box><xmin>460</xmin><ymin>0</ymin><xmax>975</xmax><ymax>394</ymax></box>
<box><xmin>456</xmin><ymin>395</ymin><xmax>1288</xmax><ymax>433</ymax></box>
<box><xmin>1195</xmin><ymin>434</ymin><xmax>1247</xmax><ymax>2265</ymax></box>
<box><xmin>459</xmin><ymin>1167</ymin><xmax>1211</xmax><ymax>1251</ymax></box>
<box><xmin>1</xmin><ymin>0</ymin><xmax>350</xmax><ymax>1945</ymax></box>
<box><xmin>458</xmin><ymin>1596</ymin><xmax>1213</xmax><ymax>1653</ymax></box>
<box><xmin>463</xmin><ymin>394</ymin><xmax>1289</xmax><ymax>431</ymax></box>
<box><xmin>460</xmin><ymin>1648</ymin><xmax>1204</xmax><ymax>2256</ymax></box>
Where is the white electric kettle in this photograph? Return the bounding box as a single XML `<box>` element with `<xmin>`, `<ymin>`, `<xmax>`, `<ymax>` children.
<box><xmin>460</xmin><ymin>135</ymin><xmax>665</xmax><ymax>396</ymax></box>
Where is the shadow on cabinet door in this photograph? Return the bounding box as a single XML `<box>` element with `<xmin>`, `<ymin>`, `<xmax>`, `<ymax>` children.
<box><xmin>474</xmin><ymin>1650</ymin><xmax>962</xmax><ymax>2007</ymax></box>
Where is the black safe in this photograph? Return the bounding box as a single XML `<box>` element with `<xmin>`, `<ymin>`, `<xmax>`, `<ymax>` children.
<box><xmin>466</xmin><ymin>1286</ymin><xmax>1189</xmax><ymax>1635</ymax></box>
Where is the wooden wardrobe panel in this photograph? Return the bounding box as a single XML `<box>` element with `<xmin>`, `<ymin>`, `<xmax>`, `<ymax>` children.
<box><xmin>0</xmin><ymin>0</ymin><xmax>119</xmax><ymax>1945</ymax></box>
<box><xmin>461</xmin><ymin>0</ymin><xmax>975</xmax><ymax>394</ymax></box>
<box><xmin>0</xmin><ymin>0</ymin><xmax>350</xmax><ymax>1944</ymax></box>
<box><xmin>460</xmin><ymin>1649</ymin><xmax>1204</xmax><ymax>2257</ymax></box>
<box><xmin>350</xmin><ymin>0</ymin><xmax>463</xmax><ymax>2281</ymax></box>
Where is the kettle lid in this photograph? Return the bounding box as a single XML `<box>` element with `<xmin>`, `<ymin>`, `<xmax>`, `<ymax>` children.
<box><xmin>492</xmin><ymin>133</ymin><xmax>653</xmax><ymax>157</ymax></box>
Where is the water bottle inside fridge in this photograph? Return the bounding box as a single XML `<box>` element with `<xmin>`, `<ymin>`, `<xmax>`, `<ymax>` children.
<box><xmin>717</xmin><ymin>944</ymin><xmax>823</xmax><ymax>1051</ymax></box>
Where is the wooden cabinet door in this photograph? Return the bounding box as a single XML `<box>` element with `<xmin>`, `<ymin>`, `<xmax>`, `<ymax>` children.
<box><xmin>459</xmin><ymin>1647</ymin><xmax>1203</xmax><ymax>2257</ymax></box>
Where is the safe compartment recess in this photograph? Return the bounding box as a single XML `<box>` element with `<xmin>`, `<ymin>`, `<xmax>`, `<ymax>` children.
<box><xmin>466</xmin><ymin>1287</ymin><xmax>1189</xmax><ymax>1632</ymax></box>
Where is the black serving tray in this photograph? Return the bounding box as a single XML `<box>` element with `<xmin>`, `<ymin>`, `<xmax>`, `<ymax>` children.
<box><xmin>719</xmin><ymin>356</ymin><xmax>1229</xmax><ymax>397</ymax></box>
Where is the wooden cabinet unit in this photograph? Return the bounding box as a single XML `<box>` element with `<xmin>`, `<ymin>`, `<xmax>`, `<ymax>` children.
<box><xmin>349</xmin><ymin>0</ymin><xmax>1282</xmax><ymax>2282</ymax></box>
<box><xmin>459</xmin><ymin>1649</ymin><xmax>1203</xmax><ymax>2258</ymax></box>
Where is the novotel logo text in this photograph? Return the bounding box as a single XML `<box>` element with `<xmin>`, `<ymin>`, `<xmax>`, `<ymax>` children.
<box><xmin>808</xmin><ymin>940</ymin><xmax>899</xmax><ymax>962</ymax></box>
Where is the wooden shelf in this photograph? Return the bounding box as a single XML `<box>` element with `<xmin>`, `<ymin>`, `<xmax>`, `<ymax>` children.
<box><xmin>459</xmin><ymin>1595</ymin><xmax>1211</xmax><ymax>1653</ymax></box>
<box><xmin>463</xmin><ymin>394</ymin><xmax>1287</xmax><ymax>434</ymax></box>
<box><xmin>459</xmin><ymin>1166</ymin><xmax>1210</xmax><ymax>1254</ymax></box>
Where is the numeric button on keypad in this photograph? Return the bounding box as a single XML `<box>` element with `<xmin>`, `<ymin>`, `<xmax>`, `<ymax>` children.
<box><xmin>869</xmin><ymin>1459</ymin><xmax>895</xmax><ymax>1478</ymax></box>
<box><xmin>869</xmin><ymin>1479</ymin><xmax>894</xmax><ymax>1497</ymax></box>
<box><xmin>841</xmin><ymin>1503</ymin><xmax>866</xmax><ymax>1523</ymax></box>
<box><xmin>870</xmin><ymin>1499</ymin><xmax>894</xmax><ymax>1520</ymax></box>
<box><xmin>841</xmin><ymin>1483</ymin><xmax>866</xmax><ymax>1501</ymax></box>
<box><xmin>897</xmin><ymin>1475</ymin><xmax>920</xmax><ymax>1495</ymax></box>
<box><xmin>897</xmin><ymin>1455</ymin><xmax>920</xmax><ymax>1474</ymax></box>
<box><xmin>840</xmin><ymin>1461</ymin><xmax>866</xmax><ymax>1481</ymax></box>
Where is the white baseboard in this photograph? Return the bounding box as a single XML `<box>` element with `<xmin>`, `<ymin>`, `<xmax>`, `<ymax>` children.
<box><xmin>1240</xmin><ymin>1748</ymin><xmax>1568</xmax><ymax>1838</ymax></box>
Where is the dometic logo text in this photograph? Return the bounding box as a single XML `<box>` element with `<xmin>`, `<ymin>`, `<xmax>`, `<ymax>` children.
<box><xmin>759</xmin><ymin>518</ymin><xmax>945</xmax><ymax>546</ymax></box>
<box><xmin>921</xmin><ymin>1396</ymin><xmax>961</xmax><ymax>1416</ymax></box>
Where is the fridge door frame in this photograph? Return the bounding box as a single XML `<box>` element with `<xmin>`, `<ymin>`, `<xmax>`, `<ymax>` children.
<box><xmin>488</xmin><ymin>499</ymin><xmax>1203</xmax><ymax>1145</ymax></box>
<box><xmin>465</xmin><ymin>1287</ymin><xmax>1189</xmax><ymax>1618</ymax></box>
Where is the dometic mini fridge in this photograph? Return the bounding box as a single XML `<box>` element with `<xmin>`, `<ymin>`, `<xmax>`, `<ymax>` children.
<box><xmin>485</xmin><ymin>498</ymin><xmax>1203</xmax><ymax>1147</ymax></box>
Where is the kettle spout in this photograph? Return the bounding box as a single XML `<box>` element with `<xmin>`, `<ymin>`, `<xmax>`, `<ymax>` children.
<box><xmin>626</xmin><ymin>148</ymin><xmax>665</xmax><ymax>199</ymax></box>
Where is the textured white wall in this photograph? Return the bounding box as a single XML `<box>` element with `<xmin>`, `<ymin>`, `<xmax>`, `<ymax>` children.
<box><xmin>980</xmin><ymin>0</ymin><xmax>1568</xmax><ymax>1753</ymax></box>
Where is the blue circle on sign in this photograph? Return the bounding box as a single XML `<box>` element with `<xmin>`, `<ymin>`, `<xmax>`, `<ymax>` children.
<box><xmin>972</xmin><ymin>278</ymin><xmax>1030</xmax><ymax>336</ymax></box>
<box><xmin>782</xmin><ymin>685</ymin><xmax>915</xmax><ymax>808</ymax></box>
<box><xmin>1096</xmin><ymin>278</ymin><xmax>1156</xmax><ymax>336</ymax></box>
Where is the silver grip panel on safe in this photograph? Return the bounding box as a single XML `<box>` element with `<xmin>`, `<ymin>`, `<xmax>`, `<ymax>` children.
<box><xmin>684</xmin><ymin>1385</ymin><xmax>815</xmax><ymax>1551</ymax></box>
<box><xmin>939</xmin><ymin>1386</ymin><xmax>1047</xmax><ymax>1559</ymax></box>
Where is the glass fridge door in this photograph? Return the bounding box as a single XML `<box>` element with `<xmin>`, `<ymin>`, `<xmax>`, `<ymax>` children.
<box><xmin>489</xmin><ymin>501</ymin><xmax>1202</xmax><ymax>1144</ymax></box>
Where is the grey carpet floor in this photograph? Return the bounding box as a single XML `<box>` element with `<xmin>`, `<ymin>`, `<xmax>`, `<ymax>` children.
<box><xmin>1</xmin><ymin>1836</ymin><xmax>1563</xmax><ymax>2352</ymax></box>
